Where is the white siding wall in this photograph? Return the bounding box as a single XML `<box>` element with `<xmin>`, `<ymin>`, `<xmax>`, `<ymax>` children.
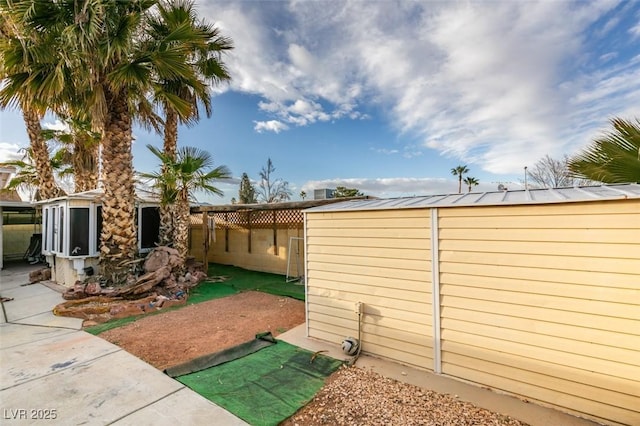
<box><xmin>438</xmin><ymin>201</ymin><xmax>640</xmax><ymax>425</ymax></box>
<box><xmin>306</xmin><ymin>209</ymin><xmax>433</xmax><ymax>369</ymax></box>
<box><xmin>305</xmin><ymin>198</ymin><xmax>640</xmax><ymax>425</ymax></box>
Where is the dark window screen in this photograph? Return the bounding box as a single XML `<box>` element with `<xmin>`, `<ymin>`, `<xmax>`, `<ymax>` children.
<box><xmin>96</xmin><ymin>206</ymin><xmax>103</xmax><ymax>253</ymax></box>
<box><xmin>59</xmin><ymin>207</ymin><xmax>64</xmax><ymax>253</ymax></box>
<box><xmin>43</xmin><ymin>209</ymin><xmax>50</xmax><ymax>251</ymax></box>
<box><xmin>140</xmin><ymin>207</ymin><xmax>160</xmax><ymax>249</ymax></box>
<box><xmin>69</xmin><ymin>208</ymin><xmax>89</xmax><ymax>256</ymax></box>
<box><xmin>52</xmin><ymin>208</ymin><xmax>56</xmax><ymax>252</ymax></box>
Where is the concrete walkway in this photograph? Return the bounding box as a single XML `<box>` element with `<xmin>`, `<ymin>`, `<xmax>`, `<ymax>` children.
<box><xmin>0</xmin><ymin>263</ymin><xmax>247</xmax><ymax>426</ymax></box>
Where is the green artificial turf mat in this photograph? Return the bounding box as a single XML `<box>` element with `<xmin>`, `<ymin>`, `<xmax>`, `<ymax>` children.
<box><xmin>176</xmin><ymin>341</ymin><xmax>342</xmax><ymax>426</ymax></box>
<box><xmin>186</xmin><ymin>281</ymin><xmax>238</xmax><ymax>304</ymax></box>
<box><xmin>208</xmin><ymin>264</ymin><xmax>305</xmax><ymax>301</ymax></box>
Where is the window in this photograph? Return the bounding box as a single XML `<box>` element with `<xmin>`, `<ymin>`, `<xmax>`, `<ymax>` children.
<box><xmin>40</xmin><ymin>201</ymin><xmax>160</xmax><ymax>257</ymax></box>
<box><xmin>69</xmin><ymin>208</ymin><xmax>90</xmax><ymax>256</ymax></box>
<box><xmin>42</xmin><ymin>204</ymin><xmax>65</xmax><ymax>254</ymax></box>
<box><xmin>58</xmin><ymin>206</ymin><xmax>64</xmax><ymax>253</ymax></box>
<box><xmin>139</xmin><ymin>206</ymin><xmax>160</xmax><ymax>251</ymax></box>
<box><xmin>43</xmin><ymin>207</ymin><xmax>51</xmax><ymax>252</ymax></box>
<box><xmin>95</xmin><ymin>205</ymin><xmax>103</xmax><ymax>253</ymax></box>
<box><xmin>52</xmin><ymin>207</ymin><xmax>57</xmax><ymax>252</ymax></box>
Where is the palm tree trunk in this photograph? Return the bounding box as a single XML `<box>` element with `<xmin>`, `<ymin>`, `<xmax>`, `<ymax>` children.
<box><xmin>163</xmin><ymin>108</ymin><xmax>179</xmax><ymax>161</ymax></box>
<box><xmin>158</xmin><ymin>202</ymin><xmax>174</xmax><ymax>247</ymax></box>
<box><xmin>22</xmin><ymin>109</ymin><xmax>62</xmax><ymax>200</ymax></box>
<box><xmin>458</xmin><ymin>176</ymin><xmax>462</xmax><ymax>194</ymax></box>
<box><xmin>99</xmin><ymin>89</ymin><xmax>138</xmax><ymax>284</ymax></box>
<box><xmin>173</xmin><ymin>192</ymin><xmax>190</xmax><ymax>262</ymax></box>
<box><xmin>158</xmin><ymin>107</ymin><xmax>179</xmax><ymax>246</ymax></box>
<box><xmin>73</xmin><ymin>134</ymin><xmax>99</xmax><ymax>192</ymax></box>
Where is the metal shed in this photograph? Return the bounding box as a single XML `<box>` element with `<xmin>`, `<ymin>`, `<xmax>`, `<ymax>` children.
<box><xmin>304</xmin><ymin>184</ymin><xmax>640</xmax><ymax>425</ymax></box>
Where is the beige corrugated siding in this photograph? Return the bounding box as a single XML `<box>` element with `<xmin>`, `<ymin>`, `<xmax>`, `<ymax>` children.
<box><xmin>306</xmin><ymin>209</ymin><xmax>434</xmax><ymax>370</ymax></box>
<box><xmin>438</xmin><ymin>200</ymin><xmax>640</xmax><ymax>425</ymax></box>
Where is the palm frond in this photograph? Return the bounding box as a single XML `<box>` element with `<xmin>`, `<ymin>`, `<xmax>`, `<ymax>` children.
<box><xmin>569</xmin><ymin>118</ymin><xmax>640</xmax><ymax>184</ymax></box>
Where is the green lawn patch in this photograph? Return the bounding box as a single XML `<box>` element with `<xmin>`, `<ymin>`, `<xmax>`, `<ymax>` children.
<box><xmin>208</xmin><ymin>263</ymin><xmax>305</xmax><ymax>301</ymax></box>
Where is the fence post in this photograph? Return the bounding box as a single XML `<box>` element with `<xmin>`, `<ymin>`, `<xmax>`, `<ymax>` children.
<box><xmin>273</xmin><ymin>210</ymin><xmax>278</xmax><ymax>255</ymax></box>
<box><xmin>247</xmin><ymin>211</ymin><xmax>252</xmax><ymax>253</ymax></box>
<box><xmin>202</xmin><ymin>211</ymin><xmax>209</xmax><ymax>273</ymax></box>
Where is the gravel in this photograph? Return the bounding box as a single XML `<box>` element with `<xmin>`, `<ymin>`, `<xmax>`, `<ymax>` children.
<box><xmin>283</xmin><ymin>365</ymin><xmax>529</xmax><ymax>426</ymax></box>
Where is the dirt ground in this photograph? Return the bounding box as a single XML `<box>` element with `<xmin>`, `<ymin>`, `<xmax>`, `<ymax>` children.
<box><xmin>98</xmin><ymin>291</ymin><xmax>305</xmax><ymax>370</ymax></box>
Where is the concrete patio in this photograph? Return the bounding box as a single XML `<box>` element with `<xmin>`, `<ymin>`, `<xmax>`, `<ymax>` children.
<box><xmin>0</xmin><ymin>262</ymin><xmax>247</xmax><ymax>425</ymax></box>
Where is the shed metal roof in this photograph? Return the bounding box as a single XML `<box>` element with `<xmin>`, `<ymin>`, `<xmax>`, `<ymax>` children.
<box><xmin>35</xmin><ymin>187</ymin><xmax>160</xmax><ymax>205</ymax></box>
<box><xmin>305</xmin><ymin>183</ymin><xmax>640</xmax><ymax>213</ymax></box>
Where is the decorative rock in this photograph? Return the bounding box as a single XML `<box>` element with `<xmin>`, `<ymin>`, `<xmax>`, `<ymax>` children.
<box><xmin>143</xmin><ymin>246</ymin><xmax>184</xmax><ymax>272</ymax></box>
<box><xmin>190</xmin><ymin>270</ymin><xmax>207</xmax><ymax>285</ymax></box>
<box><xmin>85</xmin><ymin>281</ymin><xmax>102</xmax><ymax>296</ymax></box>
<box><xmin>110</xmin><ymin>304</ymin><xmax>145</xmax><ymax>319</ymax></box>
<box><xmin>29</xmin><ymin>268</ymin><xmax>52</xmax><ymax>283</ymax></box>
<box><xmin>62</xmin><ymin>281</ymin><xmax>87</xmax><ymax>300</ymax></box>
<box><xmin>161</xmin><ymin>299</ymin><xmax>187</xmax><ymax>309</ymax></box>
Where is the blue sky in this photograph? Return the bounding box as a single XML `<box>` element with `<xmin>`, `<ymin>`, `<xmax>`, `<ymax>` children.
<box><xmin>1</xmin><ymin>0</ymin><xmax>639</xmax><ymax>204</ymax></box>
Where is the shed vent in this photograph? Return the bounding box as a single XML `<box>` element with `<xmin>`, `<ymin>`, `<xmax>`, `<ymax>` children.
<box><xmin>314</xmin><ymin>188</ymin><xmax>335</xmax><ymax>200</ymax></box>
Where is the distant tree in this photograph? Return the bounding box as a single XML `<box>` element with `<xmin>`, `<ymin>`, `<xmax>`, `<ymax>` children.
<box><xmin>527</xmin><ymin>155</ymin><xmax>588</xmax><ymax>188</ymax></box>
<box><xmin>299</xmin><ymin>190</ymin><xmax>307</xmax><ymax>200</ymax></box>
<box><xmin>568</xmin><ymin>117</ymin><xmax>640</xmax><ymax>184</ymax></box>
<box><xmin>334</xmin><ymin>186</ymin><xmax>364</xmax><ymax>197</ymax></box>
<box><xmin>257</xmin><ymin>158</ymin><xmax>292</xmax><ymax>203</ymax></box>
<box><xmin>230</xmin><ymin>197</ymin><xmax>237</xmax><ymax>204</ymax></box>
<box><xmin>238</xmin><ymin>172</ymin><xmax>257</xmax><ymax>203</ymax></box>
<box><xmin>451</xmin><ymin>165</ymin><xmax>469</xmax><ymax>193</ymax></box>
<box><xmin>463</xmin><ymin>176</ymin><xmax>479</xmax><ymax>192</ymax></box>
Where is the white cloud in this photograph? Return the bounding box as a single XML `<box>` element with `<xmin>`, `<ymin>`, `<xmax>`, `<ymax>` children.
<box><xmin>203</xmin><ymin>1</ymin><xmax>639</xmax><ymax>172</ymax></box>
<box><xmin>0</xmin><ymin>142</ymin><xmax>25</xmax><ymax>163</ymax></box>
<box><xmin>253</xmin><ymin>120</ymin><xmax>289</xmax><ymax>133</ymax></box>
<box><xmin>371</xmin><ymin>148</ymin><xmax>399</xmax><ymax>155</ymax></box>
<box><xmin>42</xmin><ymin>119</ymin><xmax>69</xmax><ymax>132</ymax></box>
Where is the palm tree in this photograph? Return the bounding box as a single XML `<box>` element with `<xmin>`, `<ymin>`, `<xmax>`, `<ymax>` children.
<box><xmin>0</xmin><ymin>147</ymin><xmax>67</xmax><ymax>201</ymax></box>
<box><xmin>146</xmin><ymin>0</ymin><xmax>233</xmax><ymax>246</ymax></box>
<box><xmin>0</xmin><ymin>150</ymin><xmax>39</xmax><ymax>202</ymax></box>
<box><xmin>463</xmin><ymin>176</ymin><xmax>479</xmax><ymax>192</ymax></box>
<box><xmin>5</xmin><ymin>1</ymin><xmax>221</xmax><ymax>282</ymax></box>
<box><xmin>142</xmin><ymin>144</ymin><xmax>231</xmax><ymax>259</ymax></box>
<box><xmin>451</xmin><ymin>165</ymin><xmax>469</xmax><ymax>194</ymax></box>
<box><xmin>569</xmin><ymin>118</ymin><xmax>640</xmax><ymax>184</ymax></box>
<box><xmin>41</xmin><ymin>117</ymin><xmax>101</xmax><ymax>193</ymax></box>
<box><xmin>0</xmin><ymin>4</ymin><xmax>67</xmax><ymax>200</ymax></box>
